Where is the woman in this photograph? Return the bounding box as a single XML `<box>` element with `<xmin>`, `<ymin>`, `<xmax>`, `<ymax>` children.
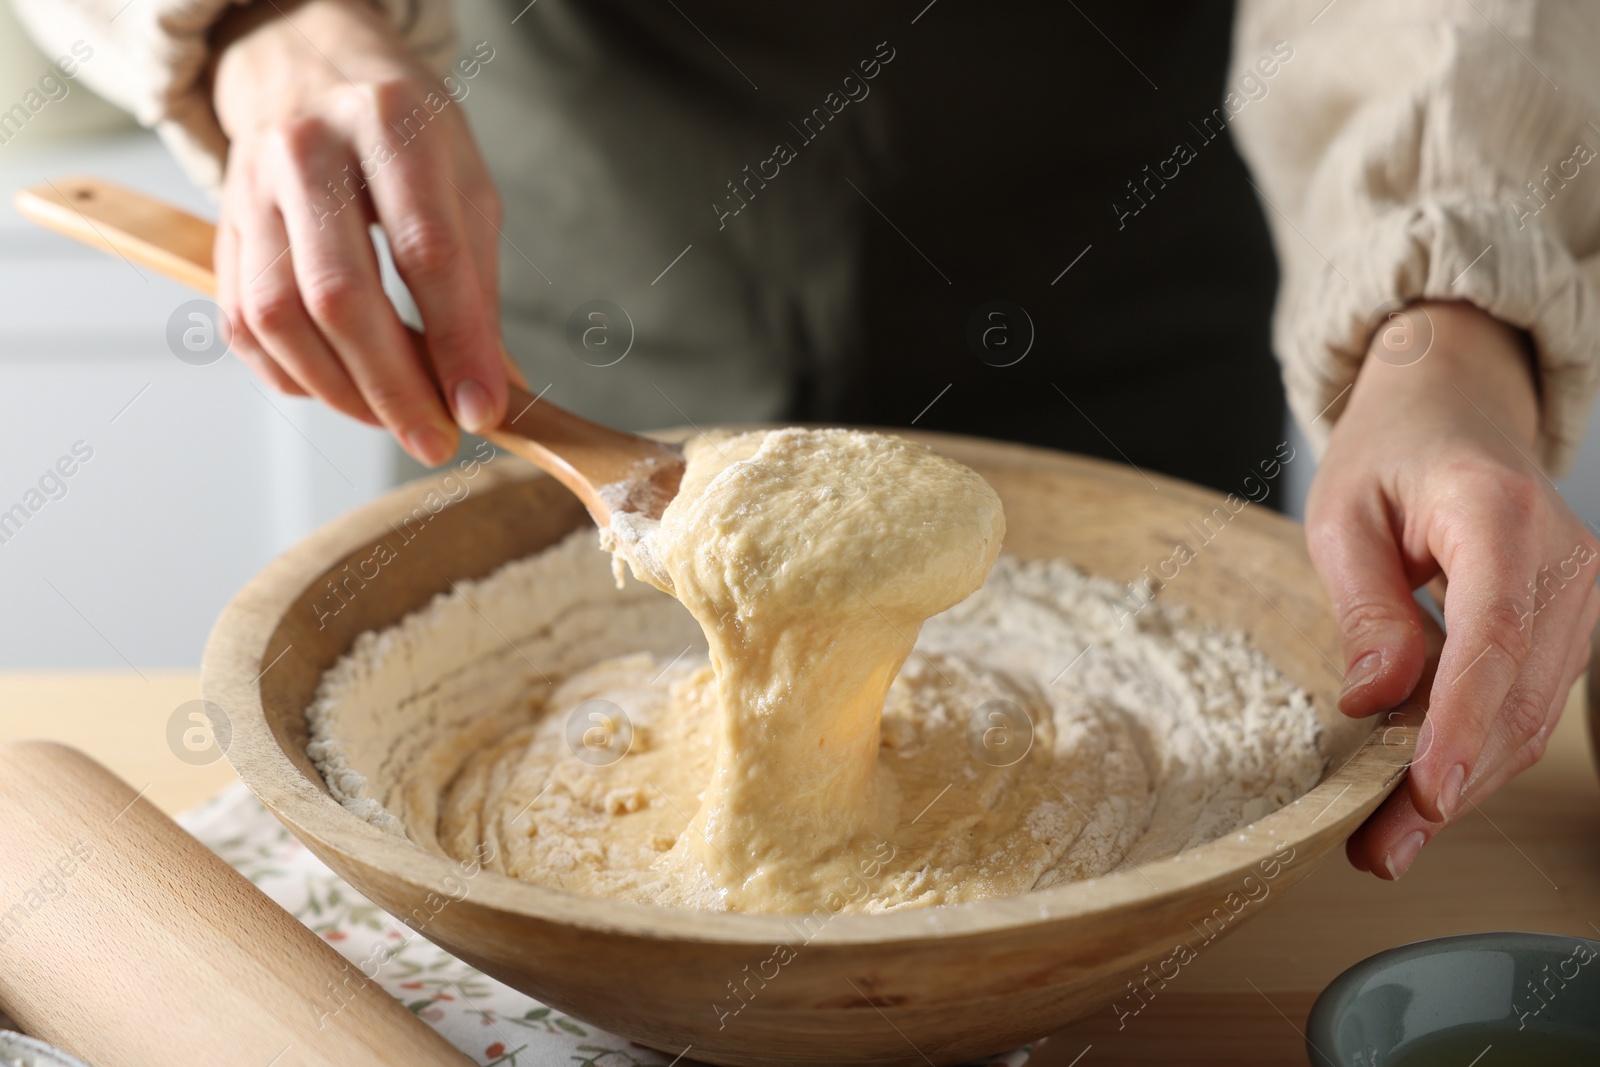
<box><xmin>16</xmin><ymin>0</ymin><xmax>1600</xmax><ymax>880</ymax></box>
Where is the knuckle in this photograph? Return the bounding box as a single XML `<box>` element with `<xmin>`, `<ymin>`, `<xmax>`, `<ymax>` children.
<box><xmin>269</xmin><ymin>115</ymin><xmax>335</xmax><ymax>164</ymax></box>
<box><xmin>1302</xmin><ymin>492</ymin><xmax>1382</xmax><ymax>572</ymax></box>
<box><xmin>242</xmin><ymin>285</ymin><xmax>303</xmax><ymax>339</ymax></box>
<box><xmin>424</xmin><ymin>319</ymin><xmax>490</xmax><ymax>367</ymax></box>
<box><xmin>387</xmin><ymin>217</ymin><xmax>462</xmax><ymax>278</ymax></box>
<box><xmin>1303</xmin><ymin>522</ymin><xmax>1357</xmax><ymax>579</ymax></box>
<box><xmin>1301</xmin><ymin>486</ymin><xmax>1355</xmax><ymax>547</ymax></box>
<box><xmin>358</xmin><ymin>378</ymin><xmax>428</xmax><ymax>427</ymax></box>
<box><xmin>1520</xmin><ymin>721</ymin><xmax>1554</xmax><ymax>766</ymax></box>
<box><xmin>1496</xmin><ymin>470</ymin><xmax>1546</xmax><ymax>519</ymax></box>
<box><xmin>1454</xmin><ymin>464</ymin><xmax>1547</xmax><ymax>535</ymax></box>
<box><xmin>1302</xmin><ymin>510</ymin><xmax>1339</xmax><ymax>562</ymax></box>
<box><xmin>1440</xmin><ymin>460</ymin><xmax>1541</xmax><ymax>513</ymax></box>
<box><xmin>1477</xmin><ymin>595</ymin><xmax>1536</xmax><ymax>663</ymax></box>
<box><xmin>300</xmin><ymin>270</ymin><xmax>367</xmax><ymax>328</ymax></box>
<box><xmin>1336</xmin><ymin>595</ymin><xmax>1413</xmax><ymax>643</ymax></box>
<box><xmin>1502</xmin><ymin>721</ymin><xmax>1552</xmax><ymax>779</ymax></box>
<box><xmin>1499</xmin><ymin>686</ymin><xmax>1547</xmax><ymax>748</ymax></box>
<box><xmin>364</xmin><ymin>76</ymin><xmax>426</xmax><ymax>120</ymax></box>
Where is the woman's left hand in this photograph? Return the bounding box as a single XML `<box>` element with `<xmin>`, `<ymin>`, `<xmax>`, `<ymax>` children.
<box><xmin>1304</xmin><ymin>300</ymin><xmax>1600</xmax><ymax>879</ymax></box>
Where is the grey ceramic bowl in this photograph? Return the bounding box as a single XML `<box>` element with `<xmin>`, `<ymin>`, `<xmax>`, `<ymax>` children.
<box><xmin>0</xmin><ymin>1033</ymin><xmax>93</xmax><ymax>1067</ymax></box>
<box><xmin>1307</xmin><ymin>932</ymin><xmax>1600</xmax><ymax>1066</ymax></box>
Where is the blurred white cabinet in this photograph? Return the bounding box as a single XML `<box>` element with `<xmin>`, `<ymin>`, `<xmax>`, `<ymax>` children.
<box><xmin>0</xmin><ymin>133</ymin><xmax>396</xmax><ymax>668</ymax></box>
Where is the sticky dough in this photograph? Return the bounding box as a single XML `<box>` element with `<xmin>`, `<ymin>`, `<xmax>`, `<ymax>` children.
<box><xmin>307</xmin><ymin>429</ymin><xmax>1325</xmax><ymax>914</ymax></box>
<box><xmin>604</xmin><ymin>428</ymin><xmax>1006</xmax><ymax>910</ymax></box>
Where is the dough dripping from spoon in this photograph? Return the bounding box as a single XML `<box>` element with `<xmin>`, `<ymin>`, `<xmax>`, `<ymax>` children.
<box><xmin>603</xmin><ymin>427</ymin><xmax>1005</xmax><ymax>911</ymax></box>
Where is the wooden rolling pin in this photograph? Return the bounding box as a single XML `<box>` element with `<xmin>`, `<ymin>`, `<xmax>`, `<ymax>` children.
<box><xmin>0</xmin><ymin>742</ymin><xmax>473</xmax><ymax>1067</ymax></box>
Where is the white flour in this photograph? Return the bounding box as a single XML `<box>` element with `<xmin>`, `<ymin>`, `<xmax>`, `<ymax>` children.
<box><xmin>306</xmin><ymin>530</ymin><xmax>1323</xmax><ymax>911</ymax></box>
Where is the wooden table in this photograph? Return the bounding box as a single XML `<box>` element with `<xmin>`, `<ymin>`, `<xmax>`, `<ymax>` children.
<box><xmin>0</xmin><ymin>672</ymin><xmax>239</xmax><ymax>815</ymax></box>
<box><xmin>2</xmin><ymin>672</ymin><xmax>1597</xmax><ymax>1066</ymax></box>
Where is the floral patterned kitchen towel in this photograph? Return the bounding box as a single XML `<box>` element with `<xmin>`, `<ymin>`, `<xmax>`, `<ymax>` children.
<box><xmin>179</xmin><ymin>784</ymin><xmax>1038</xmax><ymax>1067</ymax></box>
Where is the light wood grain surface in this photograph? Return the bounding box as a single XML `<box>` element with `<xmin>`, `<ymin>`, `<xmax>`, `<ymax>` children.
<box><xmin>0</xmin><ymin>673</ymin><xmax>1594</xmax><ymax>1066</ymax></box>
<box><xmin>0</xmin><ymin>741</ymin><xmax>473</xmax><ymax>1067</ymax></box>
<box><xmin>0</xmin><ymin>671</ymin><xmax>238</xmax><ymax>814</ymax></box>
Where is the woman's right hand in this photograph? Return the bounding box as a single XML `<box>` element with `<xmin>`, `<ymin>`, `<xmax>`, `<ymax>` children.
<box><xmin>210</xmin><ymin>0</ymin><xmax>510</xmax><ymax>466</ymax></box>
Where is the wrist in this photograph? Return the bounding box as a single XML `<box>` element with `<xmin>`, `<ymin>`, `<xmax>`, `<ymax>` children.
<box><xmin>210</xmin><ymin>0</ymin><xmax>414</xmax><ymax>139</ymax></box>
<box><xmin>1352</xmin><ymin>300</ymin><xmax>1540</xmax><ymax>448</ymax></box>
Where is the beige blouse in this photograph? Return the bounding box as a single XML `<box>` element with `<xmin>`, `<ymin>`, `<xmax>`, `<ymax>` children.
<box><xmin>1231</xmin><ymin>0</ymin><xmax>1600</xmax><ymax>474</ymax></box>
<box><xmin>15</xmin><ymin>0</ymin><xmax>1600</xmax><ymax>473</ymax></box>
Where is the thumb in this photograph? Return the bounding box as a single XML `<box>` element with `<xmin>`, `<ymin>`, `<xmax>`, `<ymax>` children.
<box><xmin>1306</xmin><ymin>495</ymin><xmax>1428</xmax><ymax>716</ymax></box>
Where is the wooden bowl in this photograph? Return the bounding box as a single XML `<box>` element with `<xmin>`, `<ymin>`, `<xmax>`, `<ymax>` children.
<box><xmin>202</xmin><ymin>432</ymin><xmax>1432</xmax><ymax>1066</ymax></box>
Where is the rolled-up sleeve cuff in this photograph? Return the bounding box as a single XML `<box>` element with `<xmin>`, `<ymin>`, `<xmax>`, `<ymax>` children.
<box><xmin>1281</xmin><ymin>198</ymin><xmax>1600</xmax><ymax>476</ymax></box>
<box><xmin>11</xmin><ymin>0</ymin><xmax>457</xmax><ymax>195</ymax></box>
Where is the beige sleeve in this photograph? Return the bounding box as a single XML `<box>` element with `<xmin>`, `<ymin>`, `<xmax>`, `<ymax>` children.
<box><xmin>7</xmin><ymin>0</ymin><xmax>457</xmax><ymax>194</ymax></box>
<box><xmin>1229</xmin><ymin>0</ymin><xmax>1600</xmax><ymax>475</ymax></box>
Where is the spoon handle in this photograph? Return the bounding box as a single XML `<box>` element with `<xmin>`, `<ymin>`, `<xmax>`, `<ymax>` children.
<box><xmin>13</xmin><ymin>176</ymin><xmax>679</xmax><ymax>524</ymax></box>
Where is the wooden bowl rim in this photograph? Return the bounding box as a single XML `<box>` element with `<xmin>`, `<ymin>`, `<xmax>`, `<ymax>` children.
<box><xmin>202</xmin><ymin>430</ymin><xmax>1428</xmax><ymax>946</ymax></box>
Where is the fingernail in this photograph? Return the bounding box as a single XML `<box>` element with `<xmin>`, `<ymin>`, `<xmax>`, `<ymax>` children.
<box><xmin>404</xmin><ymin>426</ymin><xmax>450</xmax><ymax>467</ymax></box>
<box><xmin>1382</xmin><ymin>830</ymin><xmax>1426</xmax><ymax>880</ymax></box>
<box><xmin>453</xmin><ymin>379</ymin><xmax>495</xmax><ymax>433</ymax></box>
<box><xmin>1339</xmin><ymin>651</ymin><xmax>1383</xmax><ymax>704</ymax></box>
<box><xmin>1437</xmin><ymin>763</ymin><xmax>1466</xmax><ymax>821</ymax></box>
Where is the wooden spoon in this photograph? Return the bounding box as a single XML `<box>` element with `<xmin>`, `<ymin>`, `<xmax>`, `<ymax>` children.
<box><xmin>13</xmin><ymin>176</ymin><xmax>683</xmax><ymax>525</ymax></box>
